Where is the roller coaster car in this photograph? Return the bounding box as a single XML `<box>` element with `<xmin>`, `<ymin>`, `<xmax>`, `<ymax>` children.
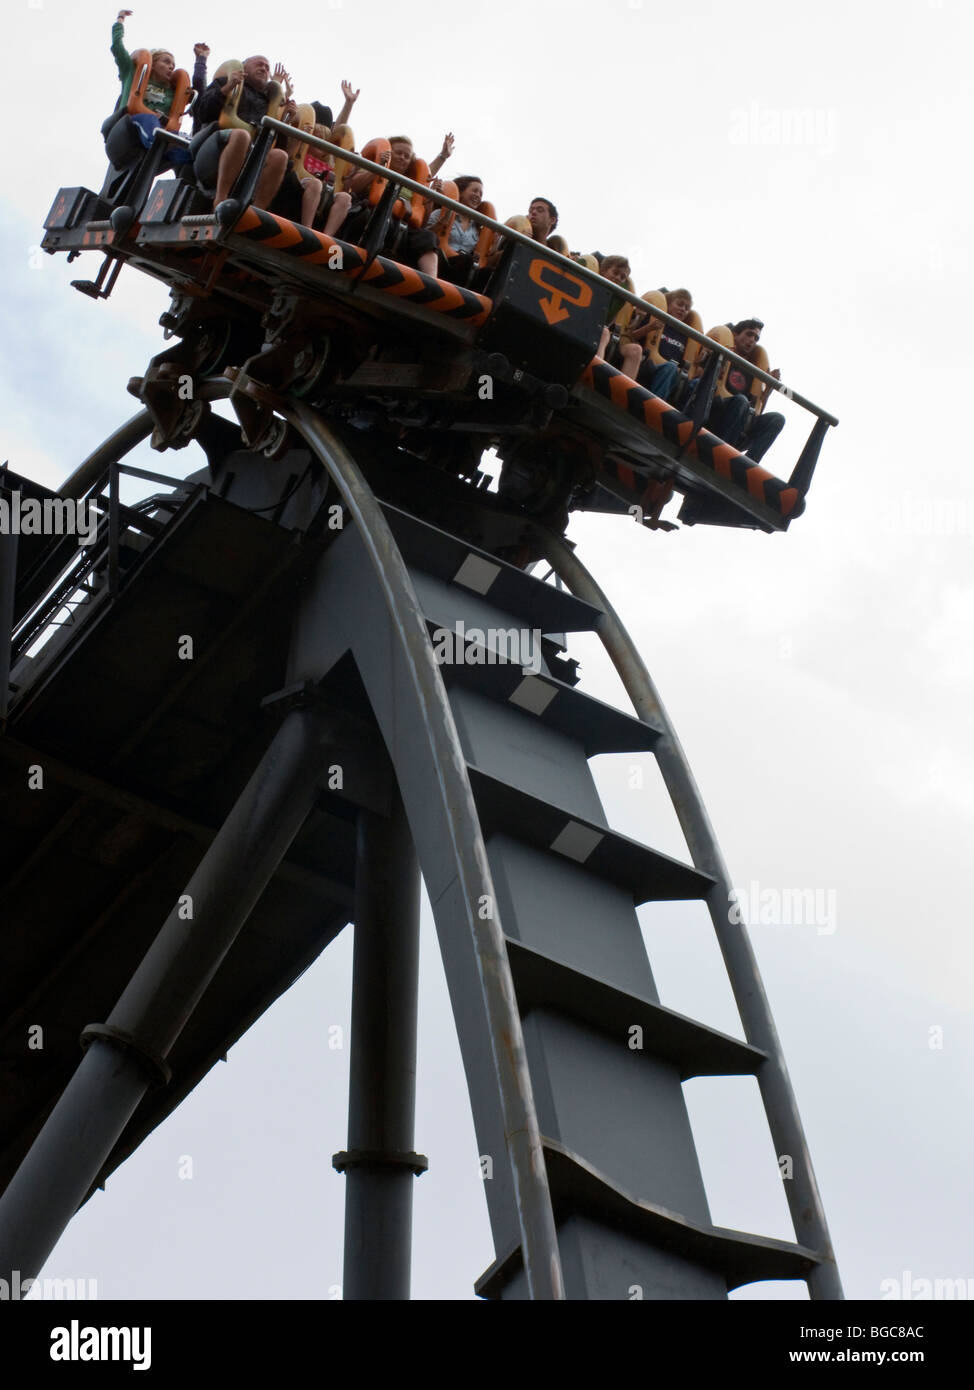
<box><xmin>40</xmin><ymin>135</ymin><xmax>833</xmax><ymax>537</ymax></box>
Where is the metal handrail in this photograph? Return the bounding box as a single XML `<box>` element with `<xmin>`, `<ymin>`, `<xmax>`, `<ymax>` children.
<box><xmin>259</xmin><ymin>117</ymin><xmax>838</xmax><ymax>427</ymax></box>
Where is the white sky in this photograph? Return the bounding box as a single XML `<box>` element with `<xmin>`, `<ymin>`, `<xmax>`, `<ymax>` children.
<box><xmin>2</xmin><ymin>0</ymin><xmax>972</xmax><ymax>1301</ymax></box>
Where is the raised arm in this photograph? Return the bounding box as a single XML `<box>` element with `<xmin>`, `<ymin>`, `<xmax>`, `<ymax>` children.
<box><xmin>334</xmin><ymin>79</ymin><xmax>359</xmax><ymax>130</ymax></box>
<box><xmin>428</xmin><ymin>131</ymin><xmax>454</xmax><ymax>177</ymax></box>
<box><xmin>193</xmin><ymin>71</ymin><xmax>233</xmax><ymax>129</ymax></box>
<box><xmin>111</xmin><ymin>10</ymin><xmax>134</xmax><ymax>86</ymax></box>
<box><xmin>191</xmin><ymin>42</ymin><xmax>210</xmax><ymax>95</ymax></box>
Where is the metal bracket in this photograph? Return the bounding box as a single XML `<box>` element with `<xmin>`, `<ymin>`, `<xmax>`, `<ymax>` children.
<box><xmin>79</xmin><ymin>1023</ymin><xmax>172</xmax><ymax>1088</ymax></box>
<box><xmin>71</xmin><ymin>253</ymin><xmax>123</xmax><ymax>301</ymax></box>
<box><xmin>128</xmin><ymin>363</ymin><xmax>208</xmax><ymax>452</ymax></box>
<box><xmin>332</xmin><ymin>1149</ymin><xmax>429</xmax><ymax>1176</ymax></box>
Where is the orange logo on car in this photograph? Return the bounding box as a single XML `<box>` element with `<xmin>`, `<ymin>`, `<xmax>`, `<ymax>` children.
<box><xmin>528</xmin><ymin>259</ymin><xmax>593</xmax><ymax>325</ymax></box>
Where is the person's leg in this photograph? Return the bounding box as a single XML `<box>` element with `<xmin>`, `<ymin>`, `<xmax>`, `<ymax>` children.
<box><xmin>743</xmin><ymin>410</ymin><xmax>785</xmax><ymax>461</ymax></box>
<box><xmin>322</xmin><ymin>191</ymin><xmax>352</xmax><ymax>236</ymax></box>
<box><xmin>403</xmin><ymin>227</ymin><xmax>439</xmax><ymax>278</ymax></box>
<box><xmin>648</xmin><ymin>360</ymin><xmax>679</xmax><ymax>401</ymax></box>
<box><xmin>619</xmin><ymin>344</ymin><xmax>643</xmax><ymax>378</ymax></box>
<box><xmin>105</xmin><ymin>114</ymin><xmax>150</xmax><ymax>169</ymax></box>
<box><xmin>438</xmin><ymin>251</ymin><xmax>474</xmax><ymax>285</ymax></box>
<box><xmin>299</xmin><ymin>177</ymin><xmax>323</xmax><ymax>228</ymax></box>
<box><xmin>130</xmin><ymin>113</ymin><xmax>162</xmax><ymax>149</ymax></box>
<box><xmin>708</xmin><ymin>393</ymin><xmax>750</xmax><ymax>446</ymax></box>
<box><xmin>254</xmin><ymin>148</ymin><xmax>289</xmax><ymax>209</ymax></box>
<box><xmin>213</xmin><ymin>129</ymin><xmax>251</xmax><ymax>206</ymax></box>
<box><xmin>338</xmin><ymin>201</ymin><xmax>369</xmax><ymax>245</ymax></box>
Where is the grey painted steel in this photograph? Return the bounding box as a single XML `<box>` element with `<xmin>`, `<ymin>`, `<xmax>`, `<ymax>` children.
<box><xmin>260</xmin><ymin>118</ymin><xmax>836</xmax><ymax>424</ymax></box>
<box><xmin>0</xmin><ymin>706</ymin><xmax>336</xmax><ymax>1284</ymax></box>
<box><xmin>279</xmin><ymin>416</ymin><xmax>734</xmax><ymax>1297</ymax></box>
<box><xmin>540</xmin><ymin>532</ymin><xmax>844</xmax><ymax>1300</ymax></box>
<box><xmin>341</xmin><ymin>794</ymin><xmax>422</xmax><ymax>1300</ymax></box>
<box><xmin>280</xmin><ymin>401</ymin><xmax>565</xmax><ymax>1300</ymax></box>
<box><xmin>0</xmin><ymin>531</ymin><xmax>16</xmax><ymax>720</ymax></box>
<box><xmin>56</xmin><ymin>378</ymin><xmax>232</xmax><ymax>502</ymax></box>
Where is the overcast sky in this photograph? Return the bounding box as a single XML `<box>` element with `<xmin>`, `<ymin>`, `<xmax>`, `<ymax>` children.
<box><xmin>2</xmin><ymin>0</ymin><xmax>972</xmax><ymax>1301</ymax></box>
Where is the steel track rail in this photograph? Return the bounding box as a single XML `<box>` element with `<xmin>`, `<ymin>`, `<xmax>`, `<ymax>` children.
<box><xmin>281</xmin><ymin>399</ymin><xmax>565</xmax><ymax>1300</ymax></box>
<box><xmin>539</xmin><ymin>531</ymin><xmax>843</xmax><ymax>1300</ymax></box>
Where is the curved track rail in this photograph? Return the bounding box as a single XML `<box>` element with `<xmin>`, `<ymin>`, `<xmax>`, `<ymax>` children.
<box><xmin>0</xmin><ymin>389</ymin><xmax>842</xmax><ymax>1299</ymax></box>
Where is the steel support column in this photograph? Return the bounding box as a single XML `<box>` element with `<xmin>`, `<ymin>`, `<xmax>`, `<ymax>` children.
<box><xmin>335</xmin><ymin>792</ymin><xmax>425</xmax><ymax>1300</ymax></box>
<box><xmin>0</xmin><ymin>705</ymin><xmax>335</xmax><ymax>1285</ymax></box>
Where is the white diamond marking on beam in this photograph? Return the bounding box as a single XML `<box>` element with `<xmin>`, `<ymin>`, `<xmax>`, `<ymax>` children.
<box><xmin>452</xmin><ymin>553</ymin><xmax>501</xmax><ymax>596</ymax></box>
<box><xmin>509</xmin><ymin>676</ymin><xmax>558</xmax><ymax>716</ymax></box>
<box><xmin>549</xmin><ymin>821</ymin><xmax>604</xmax><ymax>863</ymax></box>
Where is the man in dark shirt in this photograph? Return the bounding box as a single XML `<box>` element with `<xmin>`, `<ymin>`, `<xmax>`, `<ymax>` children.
<box><xmin>706</xmin><ymin>319</ymin><xmax>785</xmax><ymax>462</ymax></box>
<box><xmin>190</xmin><ymin>55</ymin><xmax>292</xmax><ymax>210</ymax></box>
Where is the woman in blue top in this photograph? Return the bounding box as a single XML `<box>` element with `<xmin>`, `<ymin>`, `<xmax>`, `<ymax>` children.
<box><xmin>429</xmin><ymin>176</ymin><xmax>486</xmax><ymax>284</ymax></box>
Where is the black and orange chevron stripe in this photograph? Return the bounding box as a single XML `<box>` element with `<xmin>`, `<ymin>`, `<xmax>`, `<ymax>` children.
<box><xmin>581</xmin><ymin>359</ymin><xmax>801</xmax><ymax>519</ymax></box>
<box><xmin>230</xmin><ymin>207</ymin><xmax>492</xmax><ymax>327</ymax></box>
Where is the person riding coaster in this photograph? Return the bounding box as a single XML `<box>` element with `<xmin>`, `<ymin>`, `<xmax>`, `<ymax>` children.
<box><xmin>102</xmin><ymin>10</ymin><xmax>202</xmax><ymax>171</ymax></box>
<box><xmin>282</xmin><ymin>103</ymin><xmax>353</xmax><ymax>234</ymax></box>
<box><xmin>190</xmin><ymin>55</ymin><xmax>295</xmax><ymax>212</ymax></box>
<box><xmin>339</xmin><ymin>136</ymin><xmax>442</xmax><ymax>276</ymax></box>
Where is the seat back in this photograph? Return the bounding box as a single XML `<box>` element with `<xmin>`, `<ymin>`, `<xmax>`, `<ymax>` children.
<box><xmin>747</xmin><ymin>343</ymin><xmax>770</xmax><ymax>412</ymax></box>
<box><xmin>214</xmin><ymin>59</ymin><xmax>284</xmax><ymax>135</ymax></box>
<box><xmin>472</xmin><ymin>201</ymin><xmax>497</xmax><ymax>265</ymax></box>
<box><xmin>291</xmin><ymin>103</ymin><xmax>318</xmax><ymax>181</ymax></box>
<box><xmin>361</xmin><ymin>138</ymin><xmax>392</xmax><ymax>205</ymax></box>
<box><xmin>679</xmin><ymin>309</ymin><xmax>704</xmax><ymax>369</ymax></box>
<box><xmin>633</xmin><ymin>289</ymin><xmax>668</xmax><ymax>365</ymax></box>
<box><xmin>704</xmin><ymin>324</ymin><xmax>735</xmax><ymax>396</ymax></box>
<box><xmin>127</xmin><ymin>49</ymin><xmax>191</xmax><ymax>132</ymax></box>
<box><xmin>391</xmin><ymin>157</ymin><xmax>431</xmax><ymax>228</ymax></box>
<box><xmin>329</xmin><ymin>124</ymin><xmax>356</xmax><ymax>191</ymax></box>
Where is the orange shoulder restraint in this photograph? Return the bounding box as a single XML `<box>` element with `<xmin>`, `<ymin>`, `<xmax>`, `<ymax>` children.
<box><xmin>361</xmin><ymin>138</ymin><xmax>392</xmax><ymax>205</ymax></box>
<box><xmin>431</xmin><ymin>181</ymin><xmax>459</xmax><ymax>255</ymax></box>
<box><xmin>127</xmin><ymin>49</ymin><xmax>191</xmax><ymax>132</ymax></box>
<box><xmin>392</xmin><ymin>158</ymin><xmax>430</xmax><ymax>228</ymax></box>
<box><xmin>473</xmin><ymin>201</ymin><xmax>496</xmax><ymax>264</ymax></box>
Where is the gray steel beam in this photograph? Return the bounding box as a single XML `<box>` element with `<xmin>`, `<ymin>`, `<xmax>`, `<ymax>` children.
<box><xmin>0</xmin><ymin>705</ymin><xmax>336</xmax><ymax>1285</ymax></box>
<box><xmin>540</xmin><ymin>531</ymin><xmax>844</xmax><ymax>1300</ymax></box>
<box><xmin>336</xmin><ymin>793</ymin><xmax>424</xmax><ymax>1300</ymax></box>
<box><xmin>281</xmin><ymin>400</ymin><xmax>565</xmax><ymax>1300</ymax></box>
<box><xmin>0</xmin><ymin>734</ymin><xmax>353</xmax><ymax>906</ymax></box>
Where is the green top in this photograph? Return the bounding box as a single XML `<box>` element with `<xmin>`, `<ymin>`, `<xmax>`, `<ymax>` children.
<box><xmin>110</xmin><ymin>21</ymin><xmax>173</xmax><ymax>116</ymax></box>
